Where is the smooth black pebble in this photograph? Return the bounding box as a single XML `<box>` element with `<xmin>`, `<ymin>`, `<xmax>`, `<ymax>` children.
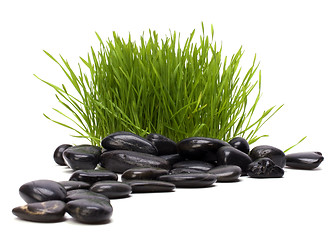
<box><xmin>58</xmin><ymin>181</ymin><xmax>91</xmax><ymax>191</ymax></box>
<box><xmin>146</xmin><ymin>133</ymin><xmax>177</xmax><ymax>155</ymax></box>
<box><xmin>53</xmin><ymin>144</ymin><xmax>72</xmax><ymax>166</ymax></box>
<box><xmin>158</xmin><ymin>173</ymin><xmax>217</xmax><ymax>188</ymax></box>
<box><xmin>121</xmin><ymin>167</ymin><xmax>169</xmax><ymax>181</ymax></box>
<box><xmin>63</xmin><ymin>144</ymin><xmax>101</xmax><ymax>170</ymax></box>
<box><xmin>69</xmin><ymin>169</ymin><xmax>118</xmax><ymax>184</ymax></box>
<box><xmin>249</xmin><ymin>145</ymin><xmax>286</xmax><ymax>168</ymax></box>
<box><xmin>90</xmin><ymin>181</ymin><xmax>132</xmax><ymax>199</ymax></box>
<box><xmin>285</xmin><ymin>151</ymin><xmax>324</xmax><ymax>170</ymax></box>
<box><xmin>172</xmin><ymin>160</ymin><xmax>215</xmax><ymax>172</ymax></box>
<box><xmin>101</xmin><ymin>131</ymin><xmax>157</xmax><ymax>155</ymax></box>
<box><xmin>127</xmin><ymin>180</ymin><xmax>175</xmax><ymax>193</ymax></box>
<box><xmin>217</xmin><ymin>146</ymin><xmax>252</xmax><ymax>174</ymax></box>
<box><xmin>208</xmin><ymin>165</ymin><xmax>242</xmax><ymax>182</ymax></box>
<box><xmin>12</xmin><ymin>200</ymin><xmax>66</xmax><ymax>223</ymax></box>
<box><xmin>160</xmin><ymin>154</ymin><xmax>184</xmax><ymax>166</ymax></box>
<box><xmin>228</xmin><ymin>137</ymin><xmax>250</xmax><ymax>154</ymax></box>
<box><xmin>19</xmin><ymin>180</ymin><xmax>67</xmax><ymax>203</ymax></box>
<box><xmin>66</xmin><ymin>189</ymin><xmax>110</xmax><ymax>202</ymax></box>
<box><xmin>66</xmin><ymin>198</ymin><xmax>113</xmax><ymax>224</ymax></box>
<box><xmin>247</xmin><ymin>158</ymin><xmax>284</xmax><ymax>178</ymax></box>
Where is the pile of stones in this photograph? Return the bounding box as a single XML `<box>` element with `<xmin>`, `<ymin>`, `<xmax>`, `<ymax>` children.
<box><xmin>12</xmin><ymin>132</ymin><xmax>324</xmax><ymax>224</ymax></box>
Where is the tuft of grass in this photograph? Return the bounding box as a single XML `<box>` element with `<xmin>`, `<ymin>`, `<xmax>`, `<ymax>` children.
<box><xmin>35</xmin><ymin>24</ymin><xmax>283</xmax><ymax>146</ymax></box>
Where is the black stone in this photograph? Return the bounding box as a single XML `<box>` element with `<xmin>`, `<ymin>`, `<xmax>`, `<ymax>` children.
<box><xmin>286</xmin><ymin>152</ymin><xmax>324</xmax><ymax>170</ymax></box>
<box><xmin>127</xmin><ymin>180</ymin><xmax>175</xmax><ymax>193</ymax></box>
<box><xmin>69</xmin><ymin>169</ymin><xmax>118</xmax><ymax>184</ymax></box>
<box><xmin>158</xmin><ymin>173</ymin><xmax>217</xmax><ymax>188</ymax></box>
<box><xmin>169</xmin><ymin>168</ymin><xmax>206</xmax><ymax>174</ymax></box>
<box><xmin>176</xmin><ymin>137</ymin><xmax>230</xmax><ymax>161</ymax></box>
<box><xmin>249</xmin><ymin>145</ymin><xmax>286</xmax><ymax>168</ymax></box>
<box><xmin>65</xmin><ymin>189</ymin><xmax>110</xmax><ymax>202</ymax></box>
<box><xmin>63</xmin><ymin>145</ymin><xmax>102</xmax><ymax>170</ymax></box>
<box><xmin>121</xmin><ymin>167</ymin><xmax>169</xmax><ymax>181</ymax></box>
<box><xmin>146</xmin><ymin>133</ymin><xmax>177</xmax><ymax>155</ymax></box>
<box><xmin>247</xmin><ymin>158</ymin><xmax>284</xmax><ymax>178</ymax></box>
<box><xmin>53</xmin><ymin>144</ymin><xmax>72</xmax><ymax>166</ymax></box>
<box><xmin>66</xmin><ymin>198</ymin><xmax>113</xmax><ymax>224</ymax></box>
<box><xmin>172</xmin><ymin>160</ymin><xmax>215</xmax><ymax>172</ymax></box>
<box><xmin>90</xmin><ymin>181</ymin><xmax>132</xmax><ymax>199</ymax></box>
<box><xmin>101</xmin><ymin>131</ymin><xmax>158</xmax><ymax>155</ymax></box>
<box><xmin>100</xmin><ymin>150</ymin><xmax>170</xmax><ymax>174</ymax></box>
<box><xmin>19</xmin><ymin>180</ymin><xmax>67</xmax><ymax>203</ymax></box>
<box><xmin>208</xmin><ymin>165</ymin><xmax>242</xmax><ymax>182</ymax></box>
<box><xmin>228</xmin><ymin>137</ymin><xmax>250</xmax><ymax>154</ymax></box>
<box><xmin>160</xmin><ymin>154</ymin><xmax>184</xmax><ymax>166</ymax></box>
<box><xmin>12</xmin><ymin>200</ymin><xmax>66</xmax><ymax>223</ymax></box>
<box><xmin>58</xmin><ymin>181</ymin><xmax>91</xmax><ymax>191</ymax></box>
<box><xmin>217</xmin><ymin>146</ymin><xmax>252</xmax><ymax>174</ymax></box>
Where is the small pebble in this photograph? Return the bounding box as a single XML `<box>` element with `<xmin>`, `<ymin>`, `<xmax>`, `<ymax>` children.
<box><xmin>249</xmin><ymin>145</ymin><xmax>286</xmax><ymax>168</ymax></box>
<box><xmin>63</xmin><ymin>144</ymin><xmax>102</xmax><ymax>170</ymax></box>
<box><xmin>69</xmin><ymin>169</ymin><xmax>118</xmax><ymax>184</ymax></box>
<box><xmin>172</xmin><ymin>160</ymin><xmax>215</xmax><ymax>172</ymax></box>
<box><xmin>127</xmin><ymin>180</ymin><xmax>176</xmax><ymax>193</ymax></box>
<box><xmin>217</xmin><ymin>146</ymin><xmax>252</xmax><ymax>173</ymax></box>
<box><xmin>90</xmin><ymin>181</ymin><xmax>132</xmax><ymax>199</ymax></box>
<box><xmin>58</xmin><ymin>181</ymin><xmax>91</xmax><ymax>191</ymax></box>
<box><xmin>247</xmin><ymin>158</ymin><xmax>284</xmax><ymax>178</ymax></box>
<box><xmin>208</xmin><ymin>165</ymin><xmax>242</xmax><ymax>182</ymax></box>
<box><xmin>285</xmin><ymin>152</ymin><xmax>324</xmax><ymax>170</ymax></box>
<box><xmin>146</xmin><ymin>133</ymin><xmax>177</xmax><ymax>155</ymax></box>
<box><xmin>53</xmin><ymin>144</ymin><xmax>72</xmax><ymax>166</ymax></box>
<box><xmin>160</xmin><ymin>154</ymin><xmax>184</xmax><ymax>166</ymax></box>
<box><xmin>228</xmin><ymin>137</ymin><xmax>250</xmax><ymax>154</ymax></box>
<box><xmin>121</xmin><ymin>167</ymin><xmax>169</xmax><ymax>181</ymax></box>
<box><xmin>65</xmin><ymin>189</ymin><xmax>110</xmax><ymax>202</ymax></box>
<box><xmin>158</xmin><ymin>173</ymin><xmax>217</xmax><ymax>188</ymax></box>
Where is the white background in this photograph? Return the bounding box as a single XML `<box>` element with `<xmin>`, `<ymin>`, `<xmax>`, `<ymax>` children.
<box><xmin>1</xmin><ymin>0</ymin><xmax>333</xmax><ymax>239</ymax></box>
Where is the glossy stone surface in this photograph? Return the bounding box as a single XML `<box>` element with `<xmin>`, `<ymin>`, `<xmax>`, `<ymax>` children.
<box><xmin>172</xmin><ymin>160</ymin><xmax>215</xmax><ymax>172</ymax></box>
<box><xmin>65</xmin><ymin>189</ymin><xmax>110</xmax><ymax>202</ymax></box>
<box><xmin>69</xmin><ymin>169</ymin><xmax>118</xmax><ymax>184</ymax></box>
<box><xmin>12</xmin><ymin>200</ymin><xmax>66</xmax><ymax>223</ymax></box>
<box><xmin>146</xmin><ymin>133</ymin><xmax>177</xmax><ymax>155</ymax></box>
<box><xmin>58</xmin><ymin>181</ymin><xmax>91</xmax><ymax>191</ymax></box>
<box><xmin>127</xmin><ymin>180</ymin><xmax>175</xmax><ymax>193</ymax></box>
<box><xmin>217</xmin><ymin>146</ymin><xmax>252</xmax><ymax>173</ymax></box>
<box><xmin>121</xmin><ymin>167</ymin><xmax>169</xmax><ymax>181</ymax></box>
<box><xmin>90</xmin><ymin>181</ymin><xmax>132</xmax><ymax>199</ymax></box>
<box><xmin>53</xmin><ymin>144</ymin><xmax>72</xmax><ymax>166</ymax></box>
<box><xmin>63</xmin><ymin>145</ymin><xmax>102</xmax><ymax>170</ymax></box>
<box><xmin>228</xmin><ymin>137</ymin><xmax>250</xmax><ymax>154</ymax></box>
<box><xmin>286</xmin><ymin>152</ymin><xmax>324</xmax><ymax>170</ymax></box>
<box><xmin>100</xmin><ymin>150</ymin><xmax>170</xmax><ymax>173</ymax></box>
<box><xmin>101</xmin><ymin>131</ymin><xmax>157</xmax><ymax>155</ymax></box>
<box><xmin>247</xmin><ymin>158</ymin><xmax>284</xmax><ymax>178</ymax></box>
<box><xmin>66</xmin><ymin>198</ymin><xmax>113</xmax><ymax>224</ymax></box>
<box><xmin>19</xmin><ymin>180</ymin><xmax>67</xmax><ymax>203</ymax></box>
<box><xmin>160</xmin><ymin>154</ymin><xmax>184</xmax><ymax>166</ymax></box>
<box><xmin>158</xmin><ymin>173</ymin><xmax>217</xmax><ymax>188</ymax></box>
<box><xmin>176</xmin><ymin>137</ymin><xmax>230</xmax><ymax>161</ymax></box>
<box><xmin>169</xmin><ymin>168</ymin><xmax>206</xmax><ymax>174</ymax></box>
<box><xmin>208</xmin><ymin>165</ymin><xmax>242</xmax><ymax>182</ymax></box>
<box><xmin>249</xmin><ymin>145</ymin><xmax>286</xmax><ymax>168</ymax></box>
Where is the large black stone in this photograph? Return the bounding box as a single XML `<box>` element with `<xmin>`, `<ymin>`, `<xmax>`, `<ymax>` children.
<box><xmin>217</xmin><ymin>146</ymin><xmax>252</xmax><ymax>173</ymax></box>
<box><xmin>249</xmin><ymin>145</ymin><xmax>286</xmax><ymax>168</ymax></box>
<box><xmin>158</xmin><ymin>173</ymin><xmax>217</xmax><ymax>188</ymax></box>
<box><xmin>63</xmin><ymin>145</ymin><xmax>102</xmax><ymax>170</ymax></box>
<box><xmin>53</xmin><ymin>144</ymin><xmax>72</xmax><ymax>166</ymax></box>
<box><xmin>101</xmin><ymin>131</ymin><xmax>157</xmax><ymax>155</ymax></box>
<box><xmin>172</xmin><ymin>160</ymin><xmax>215</xmax><ymax>172</ymax></box>
<box><xmin>208</xmin><ymin>165</ymin><xmax>242</xmax><ymax>182</ymax></box>
<box><xmin>121</xmin><ymin>167</ymin><xmax>169</xmax><ymax>181</ymax></box>
<box><xmin>127</xmin><ymin>180</ymin><xmax>175</xmax><ymax>193</ymax></box>
<box><xmin>286</xmin><ymin>152</ymin><xmax>324</xmax><ymax>170</ymax></box>
<box><xmin>19</xmin><ymin>180</ymin><xmax>67</xmax><ymax>203</ymax></box>
<box><xmin>247</xmin><ymin>158</ymin><xmax>284</xmax><ymax>178</ymax></box>
<box><xmin>146</xmin><ymin>133</ymin><xmax>177</xmax><ymax>155</ymax></box>
<box><xmin>12</xmin><ymin>200</ymin><xmax>66</xmax><ymax>223</ymax></box>
<box><xmin>90</xmin><ymin>181</ymin><xmax>132</xmax><ymax>199</ymax></box>
<box><xmin>228</xmin><ymin>137</ymin><xmax>250</xmax><ymax>154</ymax></box>
<box><xmin>69</xmin><ymin>169</ymin><xmax>118</xmax><ymax>184</ymax></box>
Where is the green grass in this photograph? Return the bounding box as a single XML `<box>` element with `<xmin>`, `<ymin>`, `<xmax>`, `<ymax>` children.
<box><xmin>35</xmin><ymin>24</ymin><xmax>283</xmax><ymax>146</ymax></box>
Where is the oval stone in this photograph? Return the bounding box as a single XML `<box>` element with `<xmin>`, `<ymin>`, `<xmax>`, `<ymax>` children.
<box><xmin>172</xmin><ymin>160</ymin><xmax>215</xmax><ymax>172</ymax></box>
<box><xmin>121</xmin><ymin>167</ymin><xmax>169</xmax><ymax>181</ymax></box>
<box><xmin>66</xmin><ymin>198</ymin><xmax>113</xmax><ymax>224</ymax></box>
<box><xmin>249</xmin><ymin>145</ymin><xmax>286</xmax><ymax>168</ymax></box>
<box><xmin>158</xmin><ymin>173</ymin><xmax>217</xmax><ymax>188</ymax></box>
<box><xmin>90</xmin><ymin>181</ymin><xmax>132</xmax><ymax>199</ymax></box>
<box><xmin>217</xmin><ymin>146</ymin><xmax>252</xmax><ymax>173</ymax></box>
<box><xmin>101</xmin><ymin>131</ymin><xmax>157</xmax><ymax>155</ymax></box>
<box><xmin>146</xmin><ymin>133</ymin><xmax>177</xmax><ymax>155</ymax></box>
<box><xmin>19</xmin><ymin>180</ymin><xmax>67</xmax><ymax>203</ymax></box>
<box><xmin>69</xmin><ymin>169</ymin><xmax>118</xmax><ymax>184</ymax></box>
<box><xmin>247</xmin><ymin>158</ymin><xmax>284</xmax><ymax>178</ymax></box>
<box><xmin>53</xmin><ymin>144</ymin><xmax>72</xmax><ymax>166</ymax></box>
<box><xmin>285</xmin><ymin>152</ymin><xmax>324</xmax><ymax>170</ymax></box>
<box><xmin>65</xmin><ymin>189</ymin><xmax>110</xmax><ymax>202</ymax></box>
<box><xmin>100</xmin><ymin>150</ymin><xmax>170</xmax><ymax>174</ymax></box>
<box><xmin>63</xmin><ymin>145</ymin><xmax>102</xmax><ymax>170</ymax></box>
<box><xmin>176</xmin><ymin>137</ymin><xmax>230</xmax><ymax>161</ymax></box>
<box><xmin>127</xmin><ymin>180</ymin><xmax>176</xmax><ymax>193</ymax></box>
<box><xmin>58</xmin><ymin>181</ymin><xmax>91</xmax><ymax>191</ymax></box>
<box><xmin>12</xmin><ymin>200</ymin><xmax>66</xmax><ymax>223</ymax></box>
<box><xmin>228</xmin><ymin>137</ymin><xmax>250</xmax><ymax>154</ymax></box>
<box><xmin>208</xmin><ymin>165</ymin><xmax>242</xmax><ymax>182</ymax></box>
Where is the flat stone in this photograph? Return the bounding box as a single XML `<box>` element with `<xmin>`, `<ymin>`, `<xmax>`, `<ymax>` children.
<box><xmin>90</xmin><ymin>181</ymin><xmax>132</xmax><ymax>199</ymax></box>
<box><xmin>63</xmin><ymin>144</ymin><xmax>102</xmax><ymax>170</ymax></box>
<box><xmin>146</xmin><ymin>133</ymin><xmax>177</xmax><ymax>155</ymax></box>
<box><xmin>228</xmin><ymin>137</ymin><xmax>250</xmax><ymax>154</ymax></box>
<box><xmin>12</xmin><ymin>200</ymin><xmax>66</xmax><ymax>223</ymax></box>
<box><xmin>249</xmin><ymin>145</ymin><xmax>286</xmax><ymax>168</ymax></box>
<box><xmin>65</xmin><ymin>189</ymin><xmax>110</xmax><ymax>202</ymax></box>
<box><xmin>101</xmin><ymin>131</ymin><xmax>157</xmax><ymax>155</ymax></box>
<box><xmin>121</xmin><ymin>167</ymin><xmax>169</xmax><ymax>181</ymax></box>
<box><xmin>53</xmin><ymin>144</ymin><xmax>72</xmax><ymax>166</ymax></box>
<box><xmin>169</xmin><ymin>168</ymin><xmax>206</xmax><ymax>174</ymax></box>
<box><xmin>286</xmin><ymin>152</ymin><xmax>324</xmax><ymax>170</ymax></box>
<box><xmin>100</xmin><ymin>150</ymin><xmax>170</xmax><ymax>173</ymax></box>
<box><xmin>247</xmin><ymin>158</ymin><xmax>284</xmax><ymax>178</ymax></box>
<box><xmin>66</xmin><ymin>198</ymin><xmax>113</xmax><ymax>224</ymax></box>
<box><xmin>208</xmin><ymin>165</ymin><xmax>242</xmax><ymax>182</ymax></box>
<box><xmin>69</xmin><ymin>169</ymin><xmax>118</xmax><ymax>184</ymax></box>
<box><xmin>172</xmin><ymin>160</ymin><xmax>215</xmax><ymax>171</ymax></box>
<box><xmin>158</xmin><ymin>173</ymin><xmax>217</xmax><ymax>188</ymax></box>
<box><xmin>58</xmin><ymin>181</ymin><xmax>91</xmax><ymax>191</ymax></box>
<box><xmin>19</xmin><ymin>180</ymin><xmax>67</xmax><ymax>203</ymax></box>
<box><xmin>217</xmin><ymin>146</ymin><xmax>252</xmax><ymax>173</ymax></box>
<box><xmin>127</xmin><ymin>180</ymin><xmax>175</xmax><ymax>193</ymax></box>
